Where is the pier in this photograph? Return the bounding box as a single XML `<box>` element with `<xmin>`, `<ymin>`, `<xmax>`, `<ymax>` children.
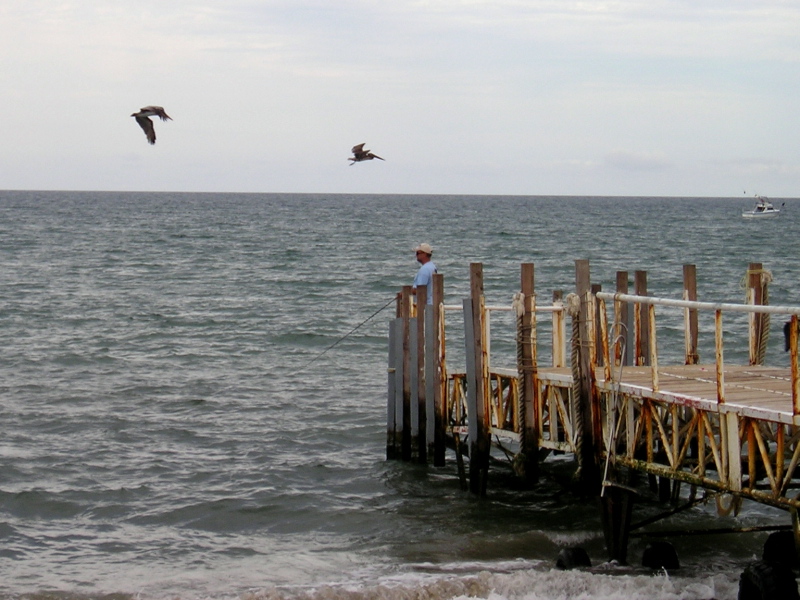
<box><xmin>387</xmin><ymin>260</ymin><xmax>800</xmax><ymax>571</ymax></box>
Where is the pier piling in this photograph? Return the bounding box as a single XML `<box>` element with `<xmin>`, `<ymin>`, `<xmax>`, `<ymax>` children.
<box><xmin>416</xmin><ymin>285</ymin><xmax>427</xmax><ymax>463</ymax></box>
<box><xmin>517</xmin><ymin>263</ymin><xmax>539</xmax><ymax>482</ymax></box>
<box><xmin>465</xmin><ymin>263</ymin><xmax>490</xmax><ymax>495</ymax></box>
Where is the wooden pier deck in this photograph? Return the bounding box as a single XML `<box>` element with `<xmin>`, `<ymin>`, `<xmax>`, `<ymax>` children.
<box><xmin>541</xmin><ymin>364</ymin><xmax>798</xmax><ymax>424</ymax></box>
<box><xmin>387</xmin><ymin>259</ymin><xmax>800</xmax><ymax>565</ymax></box>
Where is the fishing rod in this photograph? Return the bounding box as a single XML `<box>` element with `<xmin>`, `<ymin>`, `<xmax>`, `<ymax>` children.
<box><xmin>295</xmin><ymin>295</ymin><xmax>397</xmax><ymax>373</ymax></box>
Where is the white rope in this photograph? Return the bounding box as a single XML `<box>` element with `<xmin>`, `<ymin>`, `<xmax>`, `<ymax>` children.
<box><xmin>512</xmin><ymin>292</ymin><xmax>525</xmax><ymax>318</ymax></box>
<box><xmin>565</xmin><ymin>292</ymin><xmax>581</xmax><ymax>318</ymax></box>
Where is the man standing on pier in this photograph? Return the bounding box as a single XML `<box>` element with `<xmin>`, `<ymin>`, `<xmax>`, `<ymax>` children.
<box><xmin>413</xmin><ymin>243</ymin><xmax>437</xmax><ymax>304</ymax></box>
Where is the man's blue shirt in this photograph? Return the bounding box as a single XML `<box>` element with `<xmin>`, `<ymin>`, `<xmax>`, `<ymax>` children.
<box><xmin>413</xmin><ymin>261</ymin><xmax>437</xmax><ymax>304</ymax></box>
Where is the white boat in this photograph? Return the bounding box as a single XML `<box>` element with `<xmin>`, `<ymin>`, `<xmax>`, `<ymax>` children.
<box><xmin>742</xmin><ymin>195</ymin><xmax>781</xmax><ymax>218</ymax></box>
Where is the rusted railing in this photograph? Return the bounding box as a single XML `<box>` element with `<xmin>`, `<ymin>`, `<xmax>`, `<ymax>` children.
<box><xmin>595</xmin><ymin>291</ymin><xmax>800</xmax><ymax>413</ymax></box>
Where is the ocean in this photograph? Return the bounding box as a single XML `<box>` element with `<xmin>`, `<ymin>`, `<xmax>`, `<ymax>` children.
<box><xmin>2</xmin><ymin>191</ymin><xmax>799</xmax><ymax>600</ymax></box>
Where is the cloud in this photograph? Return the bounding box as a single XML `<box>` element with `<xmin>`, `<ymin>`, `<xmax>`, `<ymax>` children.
<box><xmin>704</xmin><ymin>158</ymin><xmax>800</xmax><ymax>176</ymax></box>
<box><xmin>603</xmin><ymin>151</ymin><xmax>671</xmax><ymax>171</ymax></box>
<box><xmin>1</xmin><ymin>1</ymin><xmax>799</xmax><ymax>195</ymax></box>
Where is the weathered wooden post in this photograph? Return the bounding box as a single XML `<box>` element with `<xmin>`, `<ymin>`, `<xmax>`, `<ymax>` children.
<box><xmin>790</xmin><ymin>315</ymin><xmax>800</xmax><ymax>419</ymax></box>
<box><xmin>427</xmin><ymin>273</ymin><xmax>447</xmax><ymax>466</ymax></box>
<box><xmin>634</xmin><ymin>271</ymin><xmax>649</xmax><ymax>367</ymax></box>
<box><xmin>789</xmin><ymin>310</ymin><xmax>800</xmax><ymax>564</ymax></box>
<box><xmin>464</xmin><ymin>263</ymin><xmax>490</xmax><ymax>495</ymax></box>
<box><xmin>416</xmin><ymin>286</ymin><xmax>428</xmax><ymax>463</ymax></box>
<box><xmin>612</xmin><ymin>272</ymin><xmax>635</xmax><ymax>457</ymax></box>
<box><xmin>574</xmin><ymin>260</ymin><xmax>600</xmax><ymax>489</ymax></box>
<box><xmin>681</xmin><ymin>264</ymin><xmax>700</xmax><ymax>490</ymax></box>
<box><xmin>590</xmin><ymin>266</ymin><xmax>635</xmax><ymax>563</ymax></box>
<box><xmin>387</xmin><ymin>296</ymin><xmax>401</xmax><ymax>460</ymax></box>
<box><xmin>517</xmin><ymin>263</ymin><xmax>539</xmax><ymax>482</ymax></box>
<box><xmin>592</xmin><ymin>283</ymin><xmax>604</xmax><ymax>367</ymax></box>
<box><xmin>552</xmin><ymin>290</ymin><xmax>567</xmax><ymax>368</ymax></box>
<box><xmin>648</xmin><ymin>303</ymin><xmax>659</xmax><ymax>393</ymax></box>
<box><xmin>400</xmin><ymin>285</ymin><xmax>413</xmax><ymax>461</ymax></box>
<box><xmin>747</xmin><ymin>262</ymin><xmax>770</xmax><ymax>366</ymax></box>
<box><xmin>615</xmin><ymin>272</ymin><xmax>630</xmax><ymax>367</ymax></box>
<box><xmin>601</xmin><ymin>484</ymin><xmax>634</xmax><ymax>565</ymax></box>
<box><xmin>683</xmin><ymin>264</ymin><xmax>699</xmax><ymax>365</ymax></box>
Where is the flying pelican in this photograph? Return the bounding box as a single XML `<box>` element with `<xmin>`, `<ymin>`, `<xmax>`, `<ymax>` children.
<box><xmin>349</xmin><ymin>143</ymin><xmax>384</xmax><ymax>165</ymax></box>
<box><xmin>131</xmin><ymin>106</ymin><xmax>172</xmax><ymax>145</ymax></box>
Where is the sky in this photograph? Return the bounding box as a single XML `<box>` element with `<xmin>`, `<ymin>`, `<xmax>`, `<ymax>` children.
<box><xmin>1</xmin><ymin>1</ymin><xmax>799</xmax><ymax>197</ymax></box>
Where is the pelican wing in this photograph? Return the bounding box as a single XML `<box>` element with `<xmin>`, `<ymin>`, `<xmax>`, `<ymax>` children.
<box><xmin>135</xmin><ymin>115</ymin><xmax>156</xmax><ymax>145</ymax></box>
<box><xmin>139</xmin><ymin>106</ymin><xmax>172</xmax><ymax>121</ymax></box>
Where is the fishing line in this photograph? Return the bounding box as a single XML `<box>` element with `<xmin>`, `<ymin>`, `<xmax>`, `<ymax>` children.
<box><xmin>296</xmin><ymin>295</ymin><xmax>397</xmax><ymax>373</ymax></box>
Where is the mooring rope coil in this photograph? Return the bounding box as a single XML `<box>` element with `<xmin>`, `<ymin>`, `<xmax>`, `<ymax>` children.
<box><xmin>513</xmin><ymin>292</ymin><xmax>529</xmax><ymax>466</ymax></box>
<box><xmin>565</xmin><ymin>293</ymin><xmax>585</xmax><ymax>480</ymax></box>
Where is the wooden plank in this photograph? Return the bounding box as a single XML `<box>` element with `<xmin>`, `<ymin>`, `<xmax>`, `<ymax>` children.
<box><xmin>575</xmin><ymin>259</ymin><xmax>600</xmax><ymax>487</ymax></box>
<box><xmin>727</xmin><ymin>395</ymin><xmax>793</xmax><ymax>406</ymax></box>
<box><xmin>468</xmin><ymin>263</ymin><xmax>490</xmax><ymax>496</ymax></box>
<box><xmin>648</xmin><ymin>304</ymin><xmax>659</xmax><ymax>392</ymax></box>
<box><xmin>393</xmin><ymin>319</ymin><xmax>405</xmax><ymax>458</ymax></box>
<box><xmin>633</xmin><ymin>379</ymin><xmax>716</xmax><ymax>394</ymax></box>
<box><xmin>715</xmin><ymin>309</ymin><xmax>725</xmax><ymax>403</ymax></box>
<box><xmin>409</xmin><ymin>318</ymin><xmax>420</xmax><ymax>460</ymax></box>
<box><xmin>722</xmin><ymin>381</ymin><xmax>793</xmax><ymax>394</ymax></box>
<box><xmin>425</xmin><ymin>306</ymin><xmax>435</xmax><ymax>453</ymax></box>
<box><xmin>748</xmin><ymin>262</ymin><xmax>768</xmax><ymax>366</ymax></box>
<box><xmin>634</xmin><ymin>271</ymin><xmax>648</xmax><ymax>366</ymax></box>
<box><xmin>717</xmin><ymin>388</ymin><xmax>791</xmax><ymax>402</ymax></box>
<box><xmin>387</xmin><ymin>319</ymin><xmax>399</xmax><ymax>459</ymax></box>
<box><xmin>683</xmin><ymin>264</ymin><xmax>699</xmax><ymax>364</ymax></box>
<box><xmin>726</xmin><ymin>412</ymin><xmax>742</xmax><ymax>491</ymax></box>
<box><xmin>400</xmin><ymin>286</ymin><xmax>412</xmax><ymax>461</ymax></box>
<box><xmin>615</xmin><ymin>271</ymin><xmax>630</xmax><ymax>367</ymax></box>
<box><xmin>552</xmin><ymin>290</ymin><xmax>567</xmax><ymax>367</ymax></box>
<box><xmin>519</xmin><ymin>262</ymin><xmax>539</xmax><ymax>480</ymax></box>
<box><xmin>592</xmin><ymin>283</ymin><xmax>603</xmax><ymax>366</ymax></box>
<box><xmin>417</xmin><ymin>285</ymin><xmax>427</xmax><ymax>464</ymax></box>
<box><xmin>463</xmin><ymin>297</ymin><xmax>484</xmax><ymax>495</ymax></box>
<box><xmin>792</xmin><ymin>314</ymin><xmax>800</xmax><ymax>415</ymax></box>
